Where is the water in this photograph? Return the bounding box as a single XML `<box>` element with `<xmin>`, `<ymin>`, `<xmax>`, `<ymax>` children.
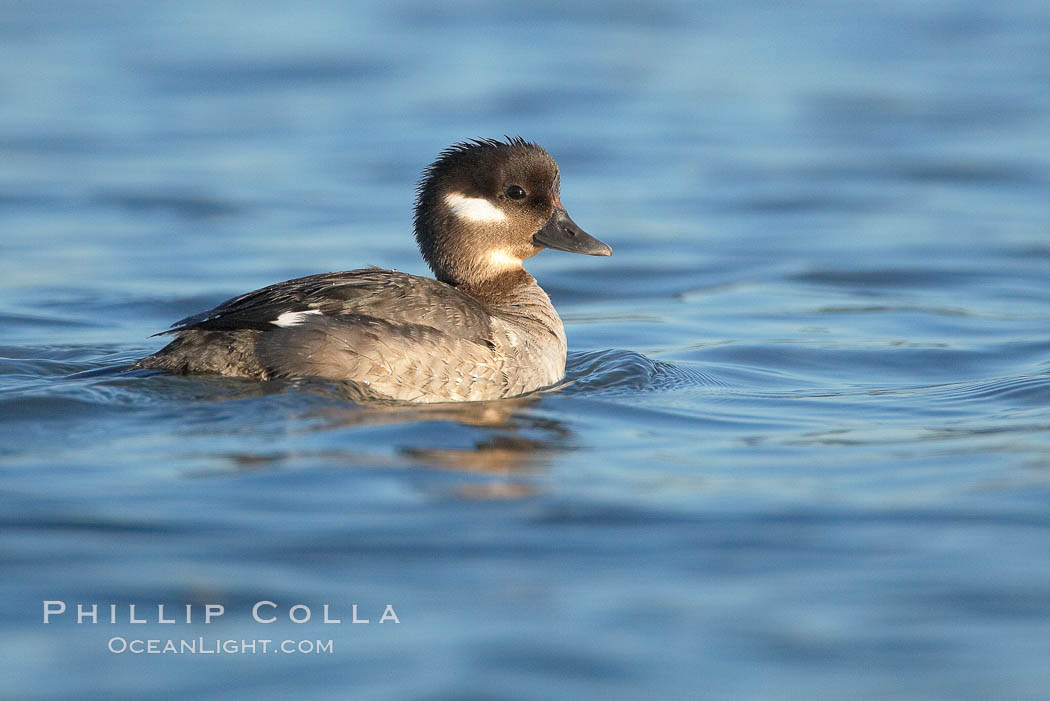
<box><xmin>2</xmin><ymin>1</ymin><xmax>1050</xmax><ymax>699</ymax></box>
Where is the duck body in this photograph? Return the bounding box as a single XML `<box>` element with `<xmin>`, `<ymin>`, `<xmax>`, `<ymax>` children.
<box><xmin>137</xmin><ymin>138</ymin><xmax>610</xmax><ymax>402</ymax></box>
<box><xmin>138</xmin><ymin>268</ymin><xmax>567</xmax><ymax>401</ymax></box>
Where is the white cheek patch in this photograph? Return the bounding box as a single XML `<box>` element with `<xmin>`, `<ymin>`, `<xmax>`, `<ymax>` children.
<box><xmin>270</xmin><ymin>310</ymin><xmax>323</xmax><ymax>327</ymax></box>
<box><xmin>445</xmin><ymin>193</ymin><xmax>506</xmax><ymax>223</ymax></box>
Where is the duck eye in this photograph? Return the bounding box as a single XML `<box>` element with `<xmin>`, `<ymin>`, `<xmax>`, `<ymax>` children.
<box><xmin>505</xmin><ymin>185</ymin><xmax>526</xmax><ymax>200</ymax></box>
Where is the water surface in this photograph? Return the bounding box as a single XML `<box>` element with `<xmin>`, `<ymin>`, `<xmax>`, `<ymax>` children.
<box><xmin>2</xmin><ymin>1</ymin><xmax>1049</xmax><ymax>699</ymax></box>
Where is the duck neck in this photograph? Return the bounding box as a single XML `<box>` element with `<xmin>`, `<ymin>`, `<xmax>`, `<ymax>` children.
<box><xmin>454</xmin><ymin>268</ymin><xmax>537</xmax><ymax>307</ymax></box>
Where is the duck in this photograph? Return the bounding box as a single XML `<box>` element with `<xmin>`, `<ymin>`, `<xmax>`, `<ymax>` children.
<box><xmin>135</xmin><ymin>137</ymin><xmax>612</xmax><ymax>402</ymax></box>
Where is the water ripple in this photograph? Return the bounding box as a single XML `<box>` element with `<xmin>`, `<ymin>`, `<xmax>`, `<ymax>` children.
<box><xmin>564</xmin><ymin>349</ymin><xmax>720</xmax><ymax>395</ymax></box>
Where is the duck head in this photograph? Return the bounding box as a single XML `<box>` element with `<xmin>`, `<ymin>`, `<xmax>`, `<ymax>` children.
<box><xmin>413</xmin><ymin>137</ymin><xmax>611</xmax><ymax>287</ymax></box>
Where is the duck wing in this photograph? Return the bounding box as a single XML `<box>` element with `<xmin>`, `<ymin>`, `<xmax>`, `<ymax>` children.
<box><xmin>162</xmin><ymin>269</ymin><xmax>495</xmax><ymax>346</ymax></box>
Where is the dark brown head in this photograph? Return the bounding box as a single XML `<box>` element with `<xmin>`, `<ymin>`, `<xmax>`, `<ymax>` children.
<box><xmin>413</xmin><ymin>137</ymin><xmax>611</xmax><ymax>287</ymax></box>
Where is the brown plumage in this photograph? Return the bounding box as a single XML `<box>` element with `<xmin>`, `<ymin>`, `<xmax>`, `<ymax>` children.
<box><xmin>136</xmin><ymin>138</ymin><xmax>611</xmax><ymax>402</ymax></box>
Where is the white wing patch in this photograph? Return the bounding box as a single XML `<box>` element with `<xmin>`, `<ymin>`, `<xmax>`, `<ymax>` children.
<box><xmin>445</xmin><ymin>193</ymin><xmax>506</xmax><ymax>223</ymax></box>
<box><xmin>271</xmin><ymin>310</ymin><xmax>323</xmax><ymax>327</ymax></box>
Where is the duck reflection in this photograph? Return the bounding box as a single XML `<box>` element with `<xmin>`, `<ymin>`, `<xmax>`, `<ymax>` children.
<box><xmin>213</xmin><ymin>380</ymin><xmax>573</xmax><ymax>496</ymax></box>
<box><xmin>315</xmin><ymin>391</ymin><xmax>572</xmax><ymax>477</ymax></box>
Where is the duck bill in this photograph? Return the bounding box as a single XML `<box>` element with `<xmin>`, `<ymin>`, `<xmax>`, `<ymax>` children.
<box><xmin>533</xmin><ymin>208</ymin><xmax>612</xmax><ymax>256</ymax></box>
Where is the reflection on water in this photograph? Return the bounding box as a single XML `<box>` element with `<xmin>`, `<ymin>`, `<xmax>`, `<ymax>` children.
<box><xmin>123</xmin><ymin>351</ymin><xmax>696</xmax><ymax>481</ymax></box>
<box><xmin>126</xmin><ymin>372</ymin><xmax>573</xmax><ymax>480</ymax></box>
<box><xmin>308</xmin><ymin>393</ymin><xmax>567</xmax><ymax>478</ymax></box>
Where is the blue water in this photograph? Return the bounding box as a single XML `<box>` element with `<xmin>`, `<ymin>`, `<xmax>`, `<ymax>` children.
<box><xmin>3</xmin><ymin>1</ymin><xmax>1050</xmax><ymax>699</ymax></box>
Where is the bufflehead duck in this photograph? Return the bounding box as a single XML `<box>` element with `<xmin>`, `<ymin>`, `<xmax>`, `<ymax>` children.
<box><xmin>136</xmin><ymin>137</ymin><xmax>611</xmax><ymax>402</ymax></box>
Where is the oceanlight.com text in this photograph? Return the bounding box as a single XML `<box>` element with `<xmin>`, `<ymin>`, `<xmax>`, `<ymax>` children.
<box><xmin>108</xmin><ymin>637</ymin><xmax>334</xmax><ymax>655</ymax></box>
